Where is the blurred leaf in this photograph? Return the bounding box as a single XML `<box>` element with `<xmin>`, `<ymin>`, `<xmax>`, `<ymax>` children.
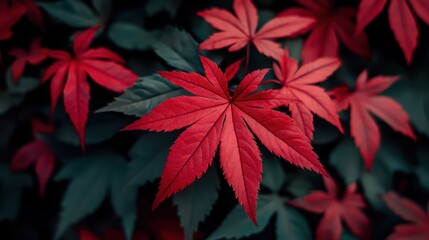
<box><xmin>377</xmin><ymin>140</ymin><xmax>411</xmax><ymax>173</ymax></box>
<box><xmin>54</xmin><ymin>113</ymin><xmax>126</xmax><ymax>146</ymax></box>
<box><xmin>0</xmin><ymin>163</ymin><xmax>32</xmax><ymax>221</ymax></box>
<box><xmin>330</xmin><ymin>139</ymin><xmax>364</xmax><ymax>184</ymax></box>
<box><xmin>6</xmin><ymin>69</ymin><xmax>39</xmax><ymax>94</ymax></box>
<box><xmin>126</xmin><ymin>132</ymin><xmax>177</xmax><ymax>186</ymax></box>
<box><xmin>98</xmin><ymin>75</ymin><xmax>186</xmax><ymax>117</ymax></box>
<box><xmin>276</xmin><ymin>205</ymin><xmax>311</xmax><ymax>240</ymax></box>
<box><xmin>0</xmin><ymin>92</ymin><xmax>24</xmax><ymax>115</ymax></box>
<box><xmin>262</xmin><ymin>153</ymin><xmax>285</xmax><ymax>193</ymax></box>
<box><xmin>108</xmin><ymin>23</ymin><xmax>155</xmax><ymax>51</ymax></box>
<box><xmin>313</xmin><ymin>119</ymin><xmax>341</xmax><ymax>145</ymax></box>
<box><xmin>146</xmin><ymin>0</ymin><xmax>182</xmax><ymax>17</ymax></box>
<box><xmin>173</xmin><ymin>168</ymin><xmax>219</xmax><ymax>240</ymax></box>
<box><xmin>92</xmin><ymin>0</ymin><xmax>112</xmax><ymax>17</ymax></box>
<box><xmin>416</xmin><ymin>146</ymin><xmax>429</xmax><ymax>190</ymax></box>
<box><xmin>209</xmin><ymin>195</ymin><xmax>310</xmax><ymax>240</ymax></box>
<box><xmin>39</xmin><ymin>0</ymin><xmax>100</xmax><ymax>27</ymax></box>
<box><xmin>153</xmin><ymin>27</ymin><xmax>202</xmax><ymax>72</ymax></box>
<box><xmin>361</xmin><ymin>161</ymin><xmax>391</xmax><ymax>211</ymax></box>
<box><xmin>54</xmin><ymin>152</ymin><xmax>131</xmax><ymax>239</ymax></box>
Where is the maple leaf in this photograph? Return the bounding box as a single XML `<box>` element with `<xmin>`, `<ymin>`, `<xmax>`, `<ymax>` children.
<box><xmin>197</xmin><ymin>0</ymin><xmax>315</xmax><ymax>59</ymax></box>
<box><xmin>8</xmin><ymin>38</ymin><xmax>49</xmax><ymax>83</ymax></box>
<box><xmin>356</xmin><ymin>0</ymin><xmax>429</xmax><ymax>63</ymax></box>
<box><xmin>14</xmin><ymin>0</ymin><xmax>45</xmax><ymax>29</ymax></box>
<box><xmin>280</xmin><ymin>0</ymin><xmax>369</xmax><ymax>63</ymax></box>
<box><xmin>42</xmin><ymin>27</ymin><xmax>138</xmax><ymax>149</ymax></box>
<box><xmin>11</xmin><ymin>119</ymin><xmax>55</xmax><ymax>196</ymax></box>
<box><xmin>272</xmin><ymin>48</ymin><xmax>343</xmax><ymax>139</ymax></box>
<box><xmin>290</xmin><ymin>177</ymin><xmax>370</xmax><ymax>240</ymax></box>
<box><xmin>330</xmin><ymin>70</ymin><xmax>415</xmax><ymax>169</ymax></box>
<box><xmin>0</xmin><ymin>2</ymin><xmax>26</xmax><ymax>41</ymax></box>
<box><xmin>383</xmin><ymin>192</ymin><xmax>429</xmax><ymax>240</ymax></box>
<box><xmin>124</xmin><ymin>55</ymin><xmax>326</xmax><ymax>223</ymax></box>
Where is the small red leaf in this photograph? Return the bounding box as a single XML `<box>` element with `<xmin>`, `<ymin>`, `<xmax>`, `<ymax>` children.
<box><xmin>331</xmin><ymin>70</ymin><xmax>415</xmax><ymax>169</ymax></box>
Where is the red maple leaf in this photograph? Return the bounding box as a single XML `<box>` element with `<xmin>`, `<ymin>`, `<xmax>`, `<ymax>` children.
<box><xmin>383</xmin><ymin>192</ymin><xmax>429</xmax><ymax>240</ymax></box>
<box><xmin>124</xmin><ymin>55</ymin><xmax>326</xmax><ymax>223</ymax></box>
<box><xmin>272</xmin><ymin>48</ymin><xmax>343</xmax><ymax>139</ymax></box>
<box><xmin>280</xmin><ymin>0</ymin><xmax>370</xmax><ymax>63</ymax></box>
<box><xmin>42</xmin><ymin>27</ymin><xmax>138</xmax><ymax>149</ymax></box>
<box><xmin>330</xmin><ymin>70</ymin><xmax>415</xmax><ymax>169</ymax></box>
<box><xmin>0</xmin><ymin>0</ymin><xmax>26</xmax><ymax>61</ymax></box>
<box><xmin>290</xmin><ymin>177</ymin><xmax>370</xmax><ymax>240</ymax></box>
<box><xmin>356</xmin><ymin>0</ymin><xmax>429</xmax><ymax>64</ymax></box>
<box><xmin>197</xmin><ymin>0</ymin><xmax>315</xmax><ymax>59</ymax></box>
<box><xmin>14</xmin><ymin>0</ymin><xmax>44</xmax><ymax>29</ymax></box>
<box><xmin>0</xmin><ymin>1</ymin><xmax>26</xmax><ymax>41</ymax></box>
<box><xmin>8</xmin><ymin>38</ymin><xmax>49</xmax><ymax>82</ymax></box>
<box><xmin>11</xmin><ymin>119</ymin><xmax>55</xmax><ymax>196</ymax></box>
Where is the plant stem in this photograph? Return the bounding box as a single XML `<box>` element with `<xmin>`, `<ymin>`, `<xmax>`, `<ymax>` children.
<box><xmin>244</xmin><ymin>43</ymin><xmax>250</xmax><ymax>75</ymax></box>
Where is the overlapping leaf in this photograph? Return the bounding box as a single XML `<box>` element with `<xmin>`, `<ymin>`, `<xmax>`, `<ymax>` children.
<box><xmin>290</xmin><ymin>177</ymin><xmax>369</xmax><ymax>240</ymax></box>
<box><xmin>357</xmin><ymin>0</ymin><xmax>429</xmax><ymax>63</ymax></box>
<box><xmin>330</xmin><ymin>70</ymin><xmax>415</xmax><ymax>169</ymax></box>
<box><xmin>272</xmin><ymin>48</ymin><xmax>342</xmax><ymax>139</ymax></box>
<box><xmin>42</xmin><ymin>27</ymin><xmax>138</xmax><ymax>149</ymax></box>
<box><xmin>198</xmin><ymin>0</ymin><xmax>315</xmax><ymax>59</ymax></box>
<box><xmin>280</xmin><ymin>0</ymin><xmax>369</xmax><ymax>63</ymax></box>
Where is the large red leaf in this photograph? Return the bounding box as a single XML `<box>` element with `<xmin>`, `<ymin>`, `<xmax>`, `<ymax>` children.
<box><xmin>383</xmin><ymin>192</ymin><xmax>429</xmax><ymax>240</ymax></box>
<box><xmin>273</xmin><ymin>48</ymin><xmax>342</xmax><ymax>139</ymax></box>
<box><xmin>290</xmin><ymin>177</ymin><xmax>369</xmax><ymax>240</ymax></box>
<box><xmin>124</xmin><ymin>56</ymin><xmax>326</xmax><ymax>223</ymax></box>
<box><xmin>331</xmin><ymin>70</ymin><xmax>415</xmax><ymax>169</ymax></box>
<box><xmin>280</xmin><ymin>0</ymin><xmax>369</xmax><ymax>63</ymax></box>
<box><xmin>8</xmin><ymin>38</ymin><xmax>49</xmax><ymax>82</ymax></box>
<box><xmin>43</xmin><ymin>28</ymin><xmax>138</xmax><ymax>149</ymax></box>
<box><xmin>198</xmin><ymin>0</ymin><xmax>315</xmax><ymax>59</ymax></box>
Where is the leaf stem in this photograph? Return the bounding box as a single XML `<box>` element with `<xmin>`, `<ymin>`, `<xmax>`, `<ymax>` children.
<box><xmin>244</xmin><ymin>43</ymin><xmax>250</xmax><ymax>75</ymax></box>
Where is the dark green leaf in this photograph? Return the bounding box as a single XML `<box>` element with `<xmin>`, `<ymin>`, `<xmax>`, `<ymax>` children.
<box><xmin>145</xmin><ymin>0</ymin><xmax>182</xmax><ymax>17</ymax></box>
<box><xmin>360</xmin><ymin>161</ymin><xmax>391</xmax><ymax>211</ymax></box>
<box><xmin>0</xmin><ymin>163</ymin><xmax>32</xmax><ymax>221</ymax></box>
<box><xmin>330</xmin><ymin>139</ymin><xmax>364</xmax><ymax>184</ymax></box>
<box><xmin>153</xmin><ymin>27</ymin><xmax>202</xmax><ymax>72</ymax></box>
<box><xmin>54</xmin><ymin>153</ymin><xmax>128</xmax><ymax>238</ymax></box>
<box><xmin>108</xmin><ymin>23</ymin><xmax>155</xmax><ymax>51</ymax></box>
<box><xmin>54</xmin><ymin>113</ymin><xmax>127</xmax><ymax>146</ymax></box>
<box><xmin>0</xmin><ymin>92</ymin><xmax>24</xmax><ymax>115</ymax></box>
<box><xmin>126</xmin><ymin>132</ymin><xmax>177</xmax><ymax>186</ymax></box>
<box><xmin>416</xmin><ymin>146</ymin><xmax>429</xmax><ymax>190</ymax></box>
<box><xmin>39</xmin><ymin>0</ymin><xmax>99</xmax><ymax>27</ymax></box>
<box><xmin>208</xmin><ymin>195</ymin><xmax>279</xmax><ymax>240</ymax></box>
<box><xmin>98</xmin><ymin>75</ymin><xmax>186</xmax><ymax>117</ymax></box>
<box><xmin>92</xmin><ymin>0</ymin><xmax>111</xmax><ymax>17</ymax></box>
<box><xmin>6</xmin><ymin>69</ymin><xmax>39</xmax><ymax>94</ymax></box>
<box><xmin>276</xmin><ymin>205</ymin><xmax>311</xmax><ymax>240</ymax></box>
<box><xmin>173</xmin><ymin>168</ymin><xmax>219</xmax><ymax>240</ymax></box>
<box><xmin>262</xmin><ymin>154</ymin><xmax>285</xmax><ymax>193</ymax></box>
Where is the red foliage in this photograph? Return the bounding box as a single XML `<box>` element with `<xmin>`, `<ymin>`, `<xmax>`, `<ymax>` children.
<box><xmin>280</xmin><ymin>0</ymin><xmax>369</xmax><ymax>63</ymax></box>
<box><xmin>42</xmin><ymin>28</ymin><xmax>138</xmax><ymax>149</ymax></box>
<box><xmin>124</xmin><ymin>56</ymin><xmax>326</xmax><ymax>223</ymax></box>
<box><xmin>330</xmin><ymin>70</ymin><xmax>415</xmax><ymax>169</ymax></box>
<box><xmin>290</xmin><ymin>177</ymin><xmax>370</xmax><ymax>240</ymax></box>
